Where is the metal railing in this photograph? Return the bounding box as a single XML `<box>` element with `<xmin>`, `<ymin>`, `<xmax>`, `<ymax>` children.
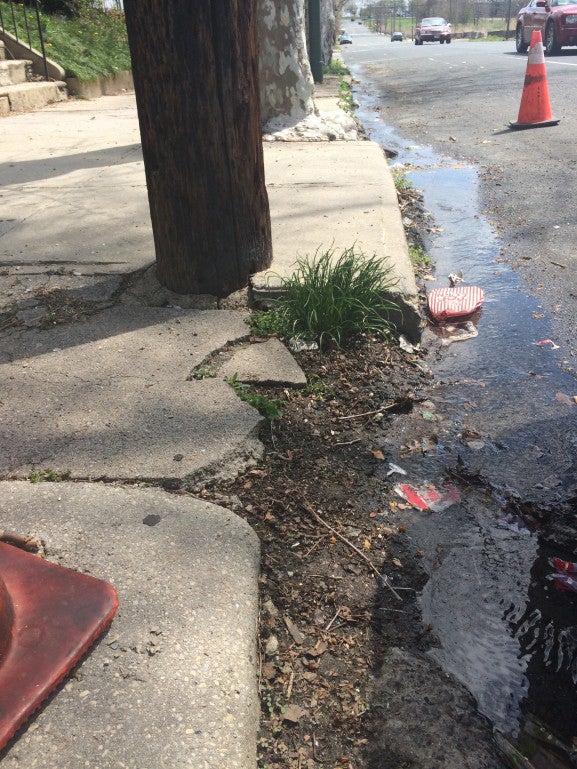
<box><xmin>0</xmin><ymin>0</ymin><xmax>50</xmax><ymax>80</ymax></box>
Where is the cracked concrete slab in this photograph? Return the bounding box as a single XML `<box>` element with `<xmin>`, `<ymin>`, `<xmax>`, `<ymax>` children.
<box><xmin>220</xmin><ymin>338</ymin><xmax>307</xmax><ymax>386</ymax></box>
<box><xmin>0</xmin><ymin>481</ymin><xmax>260</xmax><ymax>769</ymax></box>
<box><xmin>0</xmin><ymin>307</ymin><xmax>264</xmax><ymax>484</ymax></box>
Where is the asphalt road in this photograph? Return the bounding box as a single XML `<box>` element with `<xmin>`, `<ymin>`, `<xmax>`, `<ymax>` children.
<box><xmin>340</xmin><ymin>24</ymin><xmax>577</xmax><ymax>355</ymax></box>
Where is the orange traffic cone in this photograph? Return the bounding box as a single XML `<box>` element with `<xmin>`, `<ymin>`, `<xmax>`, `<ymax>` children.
<box><xmin>510</xmin><ymin>30</ymin><xmax>559</xmax><ymax>129</ymax></box>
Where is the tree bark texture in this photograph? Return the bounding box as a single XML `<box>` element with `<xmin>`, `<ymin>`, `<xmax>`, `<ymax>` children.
<box><xmin>123</xmin><ymin>0</ymin><xmax>272</xmax><ymax>296</ymax></box>
<box><xmin>258</xmin><ymin>0</ymin><xmax>316</xmax><ymax>130</ymax></box>
<box><xmin>321</xmin><ymin>0</ymin><xmax>336</xmax><ymax>67</ymax></box>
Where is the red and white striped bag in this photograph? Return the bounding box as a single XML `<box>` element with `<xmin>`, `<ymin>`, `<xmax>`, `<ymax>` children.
<box><xmin>427</xmin><ymin>286</ymin><xmax>485</xmax><ymax>321</ymax></box>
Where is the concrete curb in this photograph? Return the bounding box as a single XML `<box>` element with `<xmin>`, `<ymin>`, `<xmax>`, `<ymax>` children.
<box><xmin>0</xmin><ymin>481</ymin><xmax>260</xmax><ymax>769</ymax></box>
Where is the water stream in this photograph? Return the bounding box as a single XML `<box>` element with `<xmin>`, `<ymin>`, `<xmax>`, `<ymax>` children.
<box><xmin>350</xmin><ymin>72</ymin><xmax>577</xmax><ymax>765</ymax></box>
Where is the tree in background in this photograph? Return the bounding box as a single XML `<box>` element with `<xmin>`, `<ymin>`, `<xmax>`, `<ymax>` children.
<box><xmin>258</xmin><ymin>0</ymin><xmax>316</xmax><ymax>130</ymax></box>
<box><xmin>124</xmin><ymin>0</ymin><xmax>272</xmax><ymax>296</ymax></box>
<box><xmin>321</xmin><ymin>0</ymin><xmax>337</xmax><ymax>67</ymax></box>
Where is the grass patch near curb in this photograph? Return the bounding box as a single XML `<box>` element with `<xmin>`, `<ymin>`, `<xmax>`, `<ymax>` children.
<box><xmin>409</xmin><ymin>245</ymin><xmax>433</xmax><ymax>270</ymax></box>
<box><xmin>337</xmin><ymin>77</ymin><xmax>355</xmax><ymax>115</ymax></box>
<box><xmin>324</xmin><ymin>59</ymin><xmax>350</xmax><ymax>76</ymax></box>
<box><xmin>30</xmin><ymin>468</ymin><xmax>71</xmax><ymax>483</ymax></box>
<box><xmin>225</xmin><ymin>374</ymin><xmax>283</xmax><ymax>421</ymax></box>
<box><xmin>250</xmin><ymin>247</ymin><xmax>399</xmax><ymax>349</ymax></box>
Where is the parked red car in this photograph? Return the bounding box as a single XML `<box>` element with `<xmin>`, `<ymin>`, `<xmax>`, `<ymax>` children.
<box><xmin>415</xmin><ymin>17</ymin><xmax>452</xmax><ymax>44</ymax></box>
<box><xmin>516</xmin><ymin>0</ymin><xmax>577</xmax><ymax>55</ymax></box>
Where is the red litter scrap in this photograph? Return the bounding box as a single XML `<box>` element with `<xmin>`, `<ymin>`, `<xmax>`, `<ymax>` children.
<box><xmin>0</xmin><ymin>541</ymin><xmax>118</xmax><ymax>751</ymax></box>
<box><xmin>535</xmin><ymin>339</ymin><xmax>560</xmax><ymax>350</ymax></box>
<box><xmin>427</xmin><ymin>286</ymin><xmax>485</xmax><ymax>321</ymax></box>
<box><xmin>395</xmin><ymin>483</ymin><xmax>461</xmax><ymax>512</ymax></box>
<box><xmin>551</xmin><ymin>558</ymin><xmax>577</xmax><ymax>573</ymax></box>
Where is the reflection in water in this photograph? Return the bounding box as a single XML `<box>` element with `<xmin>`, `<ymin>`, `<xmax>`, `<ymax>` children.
<box><xmin>508</xmin><ymin>547</ymin><xmax>577</xmax><ymax>764</ymax></box>
<box><xmin>350</xmin><ymin>70</ymin><xmax>577</xmax><ymax>765</ymax></box>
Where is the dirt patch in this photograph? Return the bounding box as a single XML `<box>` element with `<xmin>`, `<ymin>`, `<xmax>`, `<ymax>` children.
<box><xmin>198</xmin><ymin>324</ymin><xmax>503</xmax><ymax>768</ymax></box>
<box><xmin>194</xmin><ymin>180</ymin><xmax>506</xmax><ymax>769</ymax></box>
<box><xmin>199</xmin><ymin>336</ymin><xmax>427</xmax><ymax>768</ymax></box>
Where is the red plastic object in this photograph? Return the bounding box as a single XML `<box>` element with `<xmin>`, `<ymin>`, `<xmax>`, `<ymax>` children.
<box><xmin>395</xmin><ymin>483</ymin><xmax>461</xmax><ymax>512</ymax></box>
<box><xmin>0</xmin><ymin>542</ymin><xmax>118</xmax><ymax>750</ymax></box>
<box><xmin>427</xmin><ymin>286</ymin><xmax>485</xmax><ymax>321</ymax></box>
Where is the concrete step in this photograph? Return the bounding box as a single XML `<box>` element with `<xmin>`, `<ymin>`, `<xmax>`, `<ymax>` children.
<box><xmin>0</xmin><ymin>59</ymin><xmax>28</xmax><ymax>87</ymax></box>
<box><xmin>0</xmin><ymin>79</ymin><xmax>67</xmax><ymax>114</ymax></box>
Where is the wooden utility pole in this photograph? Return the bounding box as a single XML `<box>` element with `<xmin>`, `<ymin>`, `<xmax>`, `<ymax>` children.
<box><xmin>123</xmin><ymin>0</ymin><xmax>272</xmax><ymax>296</ymax></box>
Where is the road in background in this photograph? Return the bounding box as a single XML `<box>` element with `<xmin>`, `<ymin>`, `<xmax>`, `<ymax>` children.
<box><xmin>340</xmin><ymin>24</ymin><xmax>577</xmax><ymax>357</ymax></box>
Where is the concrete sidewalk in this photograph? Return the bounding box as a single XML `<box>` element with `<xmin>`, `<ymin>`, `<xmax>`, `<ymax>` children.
<box><xmin>0</xmin><ymin>84</ymin><xmax>419</xmax><ymax>768</ymax></box>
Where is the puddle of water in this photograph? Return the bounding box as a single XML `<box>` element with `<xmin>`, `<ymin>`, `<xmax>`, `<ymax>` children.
<box><xmin>352</xmin><ymin>73</ymin><xmax>577</xmax><ymax>763</ymax></box>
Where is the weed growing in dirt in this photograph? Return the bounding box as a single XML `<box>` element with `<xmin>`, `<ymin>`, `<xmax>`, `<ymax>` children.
<box><xmin>304</xmin><ymin>375</ymin><xmax>336</xmax><ymax>400</ymax></box>
<box><xmin>191</xmin><ymin>365</ymin><xmax>217</xmax><ymax>380</ymax></box>
<box><xmin>324</xmin><ymin>60</ymin><xmax>350</xmax><ymax>76</ymax></box>
<box><xmin>225</xmin><ymin>375</ymin><xmax>283</xmax><ymax>421</ymax></box>
<box><xmin>280</xmin><ymin>247</ymin><xmax>398</xmax><ymax>348</ymax></box>
<box><xmin>393</xmin><ymin>172</ymin><xmax>413</xmax><ymax>193</ymax></box>
<box><xmin>30</xmin><ymin>468</ymin><xmax>71</xmax><ymax>483</ymax></box>
<box><xmin>338</xmin><ymin>78</ymin><xmax>355</xmax><ymax>115</ymax></box>
<box><xmin>248</xmin><ymin>307</ymin><xmax>292</xmax><ymax>339</ymax></box>
<box><xmin>409</xmin><ymin>245</ymin><xmax>433</xmax><ymax>269</ymax></box>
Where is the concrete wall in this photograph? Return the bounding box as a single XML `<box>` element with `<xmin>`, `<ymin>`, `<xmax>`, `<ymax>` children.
<box><xmin>66</xmin><ymin>69</ymin><xmax>134</xmax><ymax>98</ymax></box>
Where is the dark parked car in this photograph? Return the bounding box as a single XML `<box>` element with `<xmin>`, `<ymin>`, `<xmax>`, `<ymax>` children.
<box><xmin>338</xmin><ymin>34</ymin><xmax>353</xmax><ymax>44</ymax></box>
<box><xmin>391</xmin><ymin>31</ymin><xmax>404</xmax><ymax>41</ymax></box>
<box><xmin>516</xmin><ymin>0</ymin><xmax>577</xmax><ymax>55</ymax></box>
<box><xmin>415</xmin><ymin>17</ymin><xmax>452</xmax><ymax>44</ymax></box>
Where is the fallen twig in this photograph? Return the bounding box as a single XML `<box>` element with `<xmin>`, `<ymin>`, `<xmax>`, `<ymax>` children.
<box><xmin>325</xmin><ymin>609</ymin><xmax>341</xmax><ymax>631</ymax></box>
<box><xmin>337</xmin><ymin>403</ymin><xmax>396</xmax><ymax>421</ymax></box>
<box><xmin>300</xmin><ymin>499</ymin><xmax>402</xmax><ymax>602</ymax></box>
<box><xmin>286</xmin><ymin>668</ymin><xmax>295</xmax><ymax>701</ymax></box>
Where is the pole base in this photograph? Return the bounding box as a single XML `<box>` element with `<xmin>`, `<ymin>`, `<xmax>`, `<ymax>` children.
<box><xmin>509</xmin><ymin>117</ymin><xmax>560</xmax><ymax>129</ymax></box>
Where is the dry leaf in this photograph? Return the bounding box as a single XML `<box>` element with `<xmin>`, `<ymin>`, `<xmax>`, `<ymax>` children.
<box><xmin>372</xmin><ymin>450</ymin><xmax>385</xmax><ymax>460</ymax></box>
<box><xmin>363</xmin><ymin>539</ymin><xmax>371</xmax><ymax>550</ymax></box>
<box><xmin>282</xmin><ymin>704</ymin><xmax>306</xmax><ymax>723</ymax></box>
<box><xmin>262</xmin><ymin>662</ymin><xmax>277</xmax><ymax>680</ymax></box>
<box><xmin>307</xmin><ymin>640</ymin><xmax>328</xmax><ymax>657</ymax></box>
<box><xmin>284</xmin><ymin>616</ymin><xmax>306</xmax><ymax>645</ymax></box>
<box><xmin>392</xmin><ymin>557</ymin><xmax>402</xmax><ymax>567</ymax></box>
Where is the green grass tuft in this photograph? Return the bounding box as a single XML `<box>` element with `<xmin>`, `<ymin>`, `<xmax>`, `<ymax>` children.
<box><xmin>408</xmin><ymin>245</ymin><xmax>433</xmax><ymax>269</ymax></box>
<box><xmin>226</xmin><ymin>374</ymin><xmax>283</xmax><ymax>421</ymax></box>
<box><xmin>259</xmin><ymin>247</ymin><xmax>398</xmax><ymax>349</ymax></box>
<box><xmin>30</xmin><ymin>468</ymin><xmax>71</xmax><ymax>483</ymax></box>
<box><xmin>324</xmin><ymin>60</ymin><xmax>350</xmax><ymax>76</ymax></box>
<box><xmin>337</xmin><ymin>78</ymin><xmax>355</xmax><ymax>115</ymax></box>
<box><xmin>393</xmin><ymin>172</ymin><xmax>413</xmax><ymax>192</ymax></box>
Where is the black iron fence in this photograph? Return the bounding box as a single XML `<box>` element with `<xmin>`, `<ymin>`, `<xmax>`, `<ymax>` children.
<box><xmin>0</xmin><ymin>0</ymin><xmax>49</xmax><ymax>80</ymax></box>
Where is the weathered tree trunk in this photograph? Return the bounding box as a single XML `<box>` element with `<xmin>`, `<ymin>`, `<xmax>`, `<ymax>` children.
<box><xmin>123</xmin><ymin>0</ymin><xmax>272</xmax><ymax>296</ymax></box>
<box><xmin>258</xmin><ymin>0</ymin><xmax>316</xmax><ymax>130</ymax></box>
<box><xmin>321</xmin><ymin>0</ymin><xmax>336</xmax><ymax>68</ymax></box>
